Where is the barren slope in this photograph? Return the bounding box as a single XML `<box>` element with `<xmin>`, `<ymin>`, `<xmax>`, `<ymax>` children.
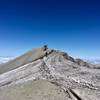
<box><xmin>0</xmin><ymin>48</ymin><xmax>52</xmax><ymax>74</ymax></box>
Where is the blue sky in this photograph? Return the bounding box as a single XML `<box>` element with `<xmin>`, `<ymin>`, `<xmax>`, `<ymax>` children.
<box><xmin>0</xmin><ymin>0</ymin><xmax>100</xmax><ymax>59</ymax></box>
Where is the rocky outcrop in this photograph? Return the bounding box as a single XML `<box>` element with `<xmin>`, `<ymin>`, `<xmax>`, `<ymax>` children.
<box><xmin>75</xmin><ymin>59</ymin><xmax>87</xmax><ymax>66</ymax></box>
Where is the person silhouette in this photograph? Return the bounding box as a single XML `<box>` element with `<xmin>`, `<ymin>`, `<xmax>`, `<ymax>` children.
<box><xmin>43</xmin><ymin>45</ymin><xmax>48</xmax><ymax>51</ymax></box>
<box><xmin>43</xmin><ymin>45</ymin><xmax>48</xmax><ymax>57</ymax></box>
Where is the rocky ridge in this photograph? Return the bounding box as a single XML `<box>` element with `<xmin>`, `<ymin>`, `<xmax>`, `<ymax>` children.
<box><xmin>0</xmin><ymin>47</ymin><xmax>100</xmax><ymax>100</ymax></box>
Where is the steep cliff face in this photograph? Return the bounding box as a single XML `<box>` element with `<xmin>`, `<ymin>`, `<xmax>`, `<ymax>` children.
<box><xmin>0</xmin><ymin>47</ymin><xmax>100</xmax><ymax>100</ymax></box>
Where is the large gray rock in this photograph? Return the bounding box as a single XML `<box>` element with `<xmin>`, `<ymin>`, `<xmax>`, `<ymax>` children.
<box><xmin>0</xmin><ymin>80</ymin><xmax>71</xmax><ymax>100</ymax></box>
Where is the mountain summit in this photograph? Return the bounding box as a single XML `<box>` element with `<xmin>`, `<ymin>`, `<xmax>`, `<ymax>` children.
<box><xmin>0</xmin><ymin>46</ymin><xmax>100</xmax><ymax>100</ymax></box>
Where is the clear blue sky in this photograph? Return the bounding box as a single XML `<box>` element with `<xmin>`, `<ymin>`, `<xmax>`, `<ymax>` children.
<box><xmin>0</xmin><ymin>0</ymin><xmax>100</xmax><ymax>59</ymax></box>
